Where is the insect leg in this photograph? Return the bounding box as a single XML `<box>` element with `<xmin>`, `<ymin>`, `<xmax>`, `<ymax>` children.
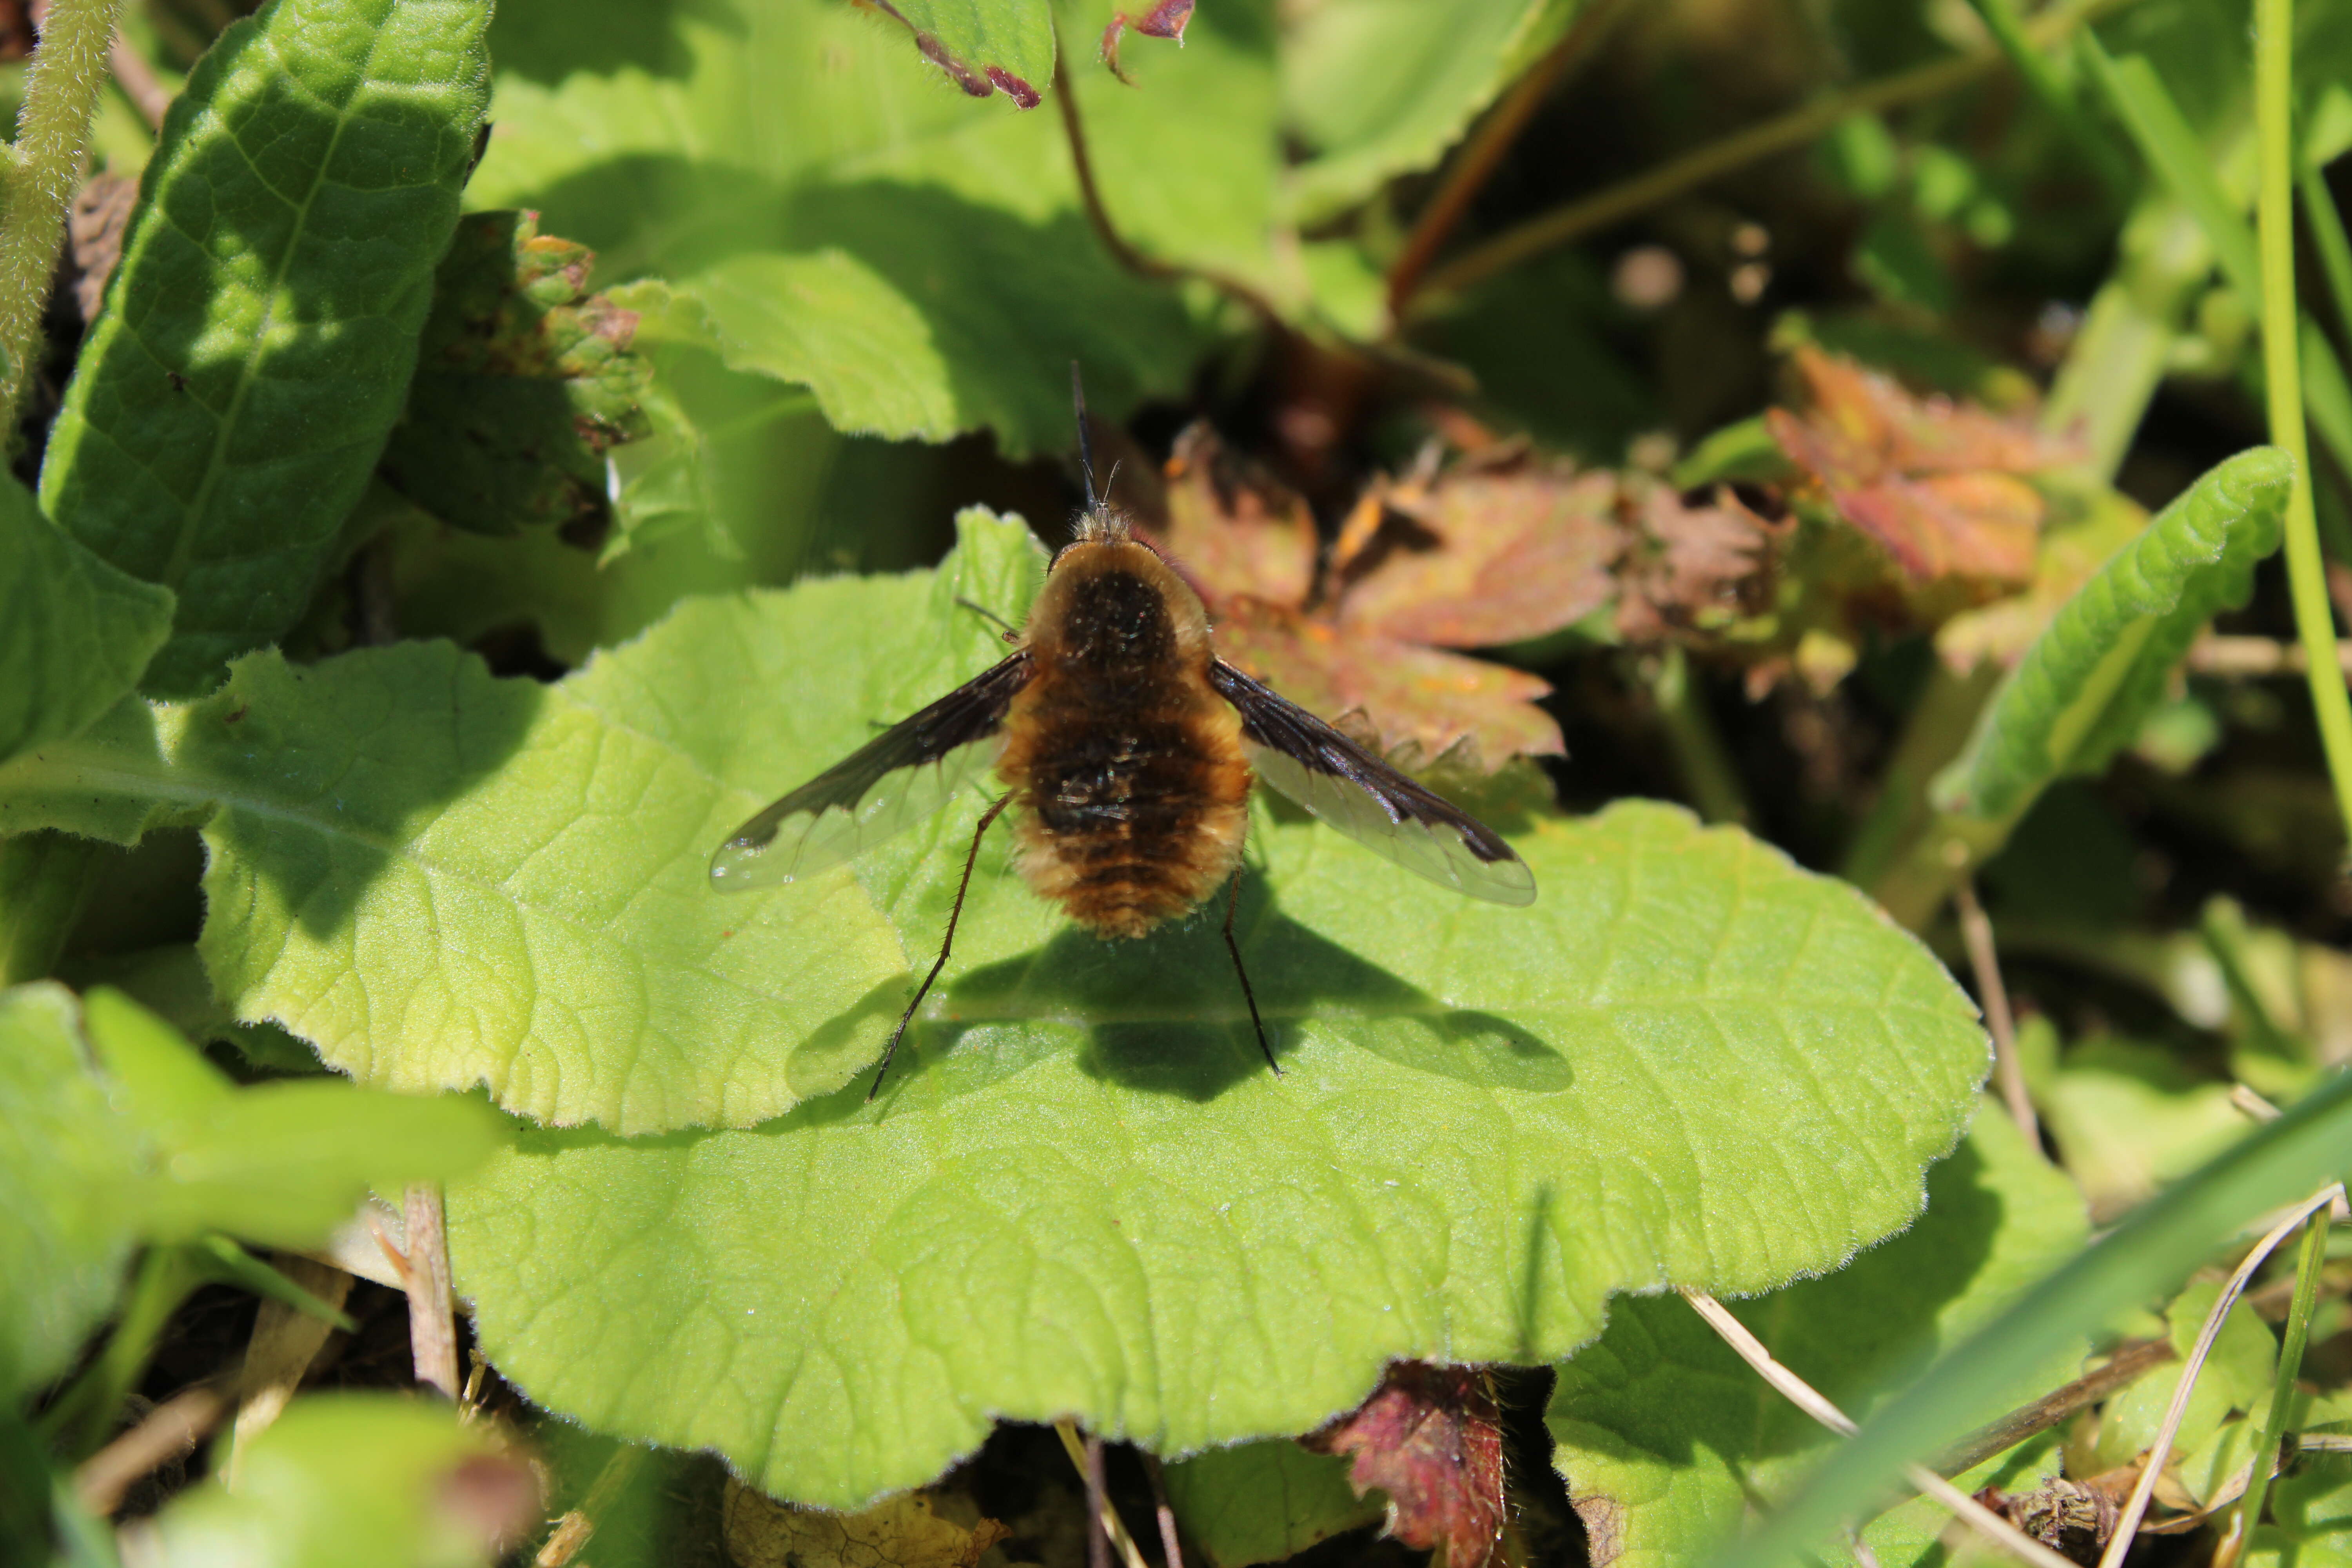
<box><xmin>868</xmin><ymin>791</ymin><xmax>1013</xmax><ymax>1101</ymax></box>
<box><xmin>1221</xmin><ymin>864</ymin><xmax>1279</xmax><ymax>1078</ymax></box>
<box><xmin>952</xmin><ymin>595</ymin><xmax>1022</xmax><ymax>641</ymax></box>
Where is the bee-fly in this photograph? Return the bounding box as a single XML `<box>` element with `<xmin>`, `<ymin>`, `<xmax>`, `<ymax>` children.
<box><xmin>711</xmin><ymin>369</ymin><xmax>1536</xmax><ymax>1098</ymax></box>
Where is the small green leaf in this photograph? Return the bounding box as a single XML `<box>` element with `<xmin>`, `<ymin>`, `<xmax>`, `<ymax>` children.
<box><xmin>37</xmin><ymin>0</ymin><xmax>493</xmax><ymax>697</ymax></box>
<box><xmin>1283</xmin><ymin>0</ymin><xmax>1581</xmax><ymax>223</ymax></box>
<box><xmin>872</xmin><ymin>0</ymin><xmax>1053</xmax><ymax>103</ymax></box>
<box><xmin>378</xmin><ymin>211</ymin><xmax>653</xmax><ymax>539</ymax></box>
<box><xmin>1550</xmin><ymin>1111</ymin><xmax>2088</xmax><ymax>1568</ymax></box>
<box><xmin>0</xmin><ymin>475</ymin><xmax>173</xmax><ymax>768</ymax></box>
<box><xmin>1932</xmin><ymin>447</ymin><xmax>2291</xmax><ymax>821</ymax></box>
<box><xmin>138</xmin><ymin>1393</ymin><xmax>534</xmax><ymax>1568</ymax></box>
<box><xmin>0</xmin><ymin>984</ymin><xmax>140</xmax><ymax>1402</ymax></box>
<box><xmin>2249</xmin><ymin>1453</ymin><xmax>2352</xmax><ymax>1566</ymax></box>
<box><xmin>1161</xmin><ymin>1441</ymin><xmax>1383</xmax><ymax>1567</ymax></box>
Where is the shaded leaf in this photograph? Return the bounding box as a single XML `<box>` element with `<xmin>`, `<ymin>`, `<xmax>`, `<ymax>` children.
<box><xmin>1551</xmin><ymin>1112</ymin><xmax>2088</xmax><ymax>1568</ymax></box>
<box><xmin>138</xmin><ymin>1394</ymin><xmax>537</xmax><ymax>1567</ymax></box>
<box><xmin>1302</xmin><ymin>1361</ymin><xmax>1504</xmax><ymax>1567</ymax></box>
<box><xmin>724</xmin><ymin>1482</ymin><xmax>1010</xmax><ymax>1568</ymax></box>
<box><xmin>1161</xmin><ymin>1441</ymin><xmax>1383</xmax><ymax>1568</ymax></box>
<box><xmin>37</xmin><ymin>0</ymin><xmax>493</xmax><ymax>697</ymax></box>
<box><xmin>0</xmin><ymin>474</ymin><xmax>173</xmax><ymax>768</ymax></box>
<box><xmin>378</xmin><ymin>210</ymin><xmax>653</xmax><ymax>539</ymax></box>
<box><xmin>1766</xmin><ymin>347</ymin><xmax>2074</xmax><ymax>587</ymax></box>
<box><xmin>2038</xmin><ymin>1038</ymin><xmax>2249</xmax><ymax>1220</ymax></box>
<box><xmin>1932</xmin><ymin>446</ymin><xmax>2292</xmax><ymax>820</ymax></box>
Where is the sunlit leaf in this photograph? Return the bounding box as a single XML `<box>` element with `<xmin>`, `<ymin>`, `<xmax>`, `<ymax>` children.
<box><xmin>1301</xmin><ymin>1362</ymin><xmax>1504</xmax><ymax>1565</ymax></box>
<box><xmin>37</xmin><ymin>0</ymin><xmax>492</xmax><ymax>697</ymax></box>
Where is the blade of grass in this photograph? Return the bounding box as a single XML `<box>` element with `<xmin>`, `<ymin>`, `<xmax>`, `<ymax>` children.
<box><xmin>2254</xmin><ymin>0</ymin><xmax>2352</xmax><ymax>848</ymax></box>
<box><xmin>1716</xmin><ymin>1066</ymin><xmax>2352</xmax><ymax>1568</ymax></box>
<box><xmin>2095</xmin><ymin>1185</ymin><xmax>2343</xmax><ymax>1568</ymax></box>
<box><xmin>1966</xmin><ymin>0</ymin><xmax>2135</xmax><ymax>198</ymax></box>
<box><xmin>2306</xmin><ymin>159</ymin><xmax>2352</xmax><ymax>339</ymax></box>
<box><xmin>2224</xmin><ymin>1203</ymin><xmax>2334</xmax><ymax>1560</ymax></box>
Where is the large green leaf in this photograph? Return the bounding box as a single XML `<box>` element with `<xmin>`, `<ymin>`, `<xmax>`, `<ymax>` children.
<box><xmin>1932</xmin><ymin>447</ymin><xmax>2290</xmax><ymax>822</ymax></box>
<box><xmin>137</xmin><ymin>1393</ymin><xmax>529</xmax><ymax>1568</ymax></box>
<box><xmin>1161</xmin><ymin>1441</ymin><xmax>1381</xmax><ymax>1568</ymax></box>
<box><xmin>36</xmin><ymin>0</ymin><xmax>492</xmax><ymax>697</ymax></box>
<box><xmin>469</xmin><ymin>0</ymin><xmax>1272</xmax><ymax>455</ymax></box>
<box><xmin>0</xmin><ymin>475</ymin><xmax>172</xmax><ymax>768</ymax></box>
<box><xmin>1550</xmin><ymin>1110</ymin><xmax>2087</xmax><ymax>1568</ymax></box>
<box><xmin>1281</xmin><ymin>0</ymin><xmax>1580</xmax><ymax>224</ymax></box>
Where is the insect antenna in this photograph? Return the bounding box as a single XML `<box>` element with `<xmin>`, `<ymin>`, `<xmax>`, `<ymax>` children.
<box><xmin>869</xmin><ymin>791</ymin><xmax>1013</xmax><ymax>1100</ymax></box>
<box><xmin>1070</xmin><ymin>360</ymin><xmax>1100</xmax><ymax>513</ymax></box>
<box><xmin>1221</xmin><ymin>867</ymin><xmax>1279</xmax><ymax>1077</ymax></box>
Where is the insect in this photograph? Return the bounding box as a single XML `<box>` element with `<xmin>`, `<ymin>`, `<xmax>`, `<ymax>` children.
<box><xmin>711</xmin><ymin>370</ymin><xmax>1535</xmax><ymax>1098</ymax></box>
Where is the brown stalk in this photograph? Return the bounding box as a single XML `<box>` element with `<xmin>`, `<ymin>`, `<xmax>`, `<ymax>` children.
<box><xmin>1954</xmin><ymin>879</ymin><xmax>2039</xmax><ymax>1144</ymax></box>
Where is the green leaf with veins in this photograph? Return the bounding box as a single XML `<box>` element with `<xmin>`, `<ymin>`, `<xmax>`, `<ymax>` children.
<box><xmin>868</xmin><ymin>0</ymin><xmax>1055</xmax><ymax>102</ymax></box>
<box><xmin>36</xmin><ymin>0</ymin><xmax>491</xmax><ymax>698</ymax></box>
<box><xmin>1281</xmin><ymin>0</ymin><xmax>1583</xmax><ymax>225</ymax></box>
<box><xmin>1161</xmin><ymin>1441</ymin><xmax>1383</xmax><ymax>1567</ymax></box>
<box><xmin>1550</xmin><ymin>1111</ymin><xmax>2085</xmax><ymax>1568</ymax></box>
<box><xmin>0</xmin><ymin>475</ymin><xmax>172</xmax><ymax>768</ymax></box>
<box><xmin>468</xmin><ymin>0</ymin><xmax>1273</xmax><ymax>454</ymax></box>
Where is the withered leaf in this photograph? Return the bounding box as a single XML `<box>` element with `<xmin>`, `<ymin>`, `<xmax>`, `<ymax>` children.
<box><xmin>1302</xmin><ymin>1361</ymin><xmax>1506</xmax><ymax>1568</ymax></box>
<box><xmin>1766</xmin><ymin>346</ymin><xmax>2071</xmax><ymax>586</ymax></box>
<box><xmin>1613</xmin><ymin>477</ymin><xmax>1788</xmax><ymax>643</ymax></box>
<box><xmin>1214</xmin><ymin>599</ymin><xmax>1564</xmax><ymax>766</ymax></box>
<box><xmin>1156</xmin><ymin>421</ymin><xmax>1318</xmax><ymax>610</ymax></box>
<box><xmin>378</xmin><ymin>209</ymin><xmax>652</xmax><ymax>540</ymax></box>
<box><xmin>69</xmin><ymin>172</ymin><xmax>139</xmax><ymax>324</ymax></box>
<box><xmin>1336</xmin><ymin>453</ymin><xmax>1621</xmax><ymax>648</ymax></box>
<box><xmin>723</xmin><ymin>1481</ymin><xmax>1011</xmax><ymax>1568</ymax></box>
<box><xmin>1101</xmin><ymin>0</ymin><xmax>1195</xmax><ymax>83</ymax></box>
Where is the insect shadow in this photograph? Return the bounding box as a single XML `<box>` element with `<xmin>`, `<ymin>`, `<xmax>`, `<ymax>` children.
<box><xmin>870</xmin><ymin>872</ymin><xmax>1569</xmax><ymax>1105</ymax></box>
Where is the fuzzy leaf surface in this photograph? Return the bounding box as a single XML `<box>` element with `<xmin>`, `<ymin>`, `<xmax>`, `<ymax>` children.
<box><xmin>0</xmin><ymin>476</ymin><xmax>172</xmax><ymax>767</ymax></box>
<box><xmin>1933</xmin><ymin>447</ymin><xmax>2292</xmax><ymax>820</ymax></box>
<box><xmin>36</xmin><ymin>0</ymin><xmax>490</xmax><ymax>698</ymax></box>
<box><xmin>1550</xmin><ymin>1111</ymin><xmax>2086</xmax><ymax>1568</ymax></box>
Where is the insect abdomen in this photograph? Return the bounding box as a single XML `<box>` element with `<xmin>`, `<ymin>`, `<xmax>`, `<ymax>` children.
<box><xmin>1002</xmin><ymin>688</ymin><xmax>1249</xmax><ymax>938</ymax></box>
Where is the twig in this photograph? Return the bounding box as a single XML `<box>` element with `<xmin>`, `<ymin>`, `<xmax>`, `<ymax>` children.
<box><xmin>1954</xmin><ymin>880</ymin><xmax>2038</xmax><ymax>1144</ymax></box>
<box><xmin>1384</xmin><ymin>0</ymin><xmax>1625</xmax><ymax>320</ymax></box>
<box><xmin>227</xmin><ymin>1254</ymin><xmax>353</xmax><ymax>1485</ymax></box>
<box><xmin>1680</xmin><ymin>1289</ymin><xmax>2078</xmax><ymax>1568</ymax></box>
<box><xmin>1928</xmin><ymin>1337</ymin><xmax>2176</xmax><ymax>1480</ymax></box>
<box><xmin>535</xmin><ymin>1443</ymin><xmax>648</xmax><ymax>1568</ymax></box>
<box><xmin>1051</xmin><ymin>38</ymin><xmax>1281</xmax><ymax>327</ymax></box>
<box><xmin>73</xmin><ymin>1381</ymin><xmax>227</xmax><ymax>1516</ymax></box>
<box><xmin>107</xmin><ymin>26</ymin><xmax>167</xmax><ymax>129</ymax></box>
<box><xmin>0</xmin><ymin>0</ymin><xmax>129</xmax><ymax>430</ymax></box>
<box><xmin>2094</xmin><ymin>1184</ymin><xmax>2346</xmax><ymax>1568</ymax></box>
<box><xmin>1142</xmin><ymin>1454</ymin><xmax>1185</xmax><ymax>1568</ymax></box>
<box><xmin>403</xmin><ymin>1182</ymin><xmax>461</xmax><ymax>1400</ymax></box>
<box><xmin>1411</xmin><ymin>0</ymin><xmax>2137</xmax><ymax>309</ymax></box>
<box><xmin>2190</xmin><ymin>633</ymin><xmax>2352</xmax><ymax>675</ymax></box>
<box><xmin>1053</xmin><ymin>1419</ymin><xmax>1149</xmax><ymax>1568</ymax></box>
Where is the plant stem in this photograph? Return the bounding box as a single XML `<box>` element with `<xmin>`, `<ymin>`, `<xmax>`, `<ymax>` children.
<box><xmin>2227</xmin><ymin>1203</ymin><xmax>2333</xmax><ymax>1553</ymax></box>
<box><xmin>1965</xmin><ymin>0</ymin><xmax>2134</xmax><ymax>199</ymax></box>
<box><xmin>2255</xmin><ymin>0</ymin><xmax>2352</xmax><ymax>849</ymax></box>
<box><xmin>2304</xmin><ymin>158</ymin><xmax>2352</xmax><ymax>341</ymax></box>
<box><xmin>1410</xmin><ymin>0</ymin><xmax>2137</xmax><ymax>308</ymax></box>
<box><xmin>1648</xmin><ymin>646</ymin><xmax>1749</xmax><ymax>825</ymax></box>
<box><xmin>0</xmin><ymin>0</ymin><xmax>129</xmax><ymax>432</ymax></box>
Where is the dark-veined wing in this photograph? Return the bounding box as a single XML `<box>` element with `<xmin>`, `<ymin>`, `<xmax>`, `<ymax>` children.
<box><xmin>710</xmin><ymin>653</ymin><xmax>1032</xmax><ymax>893</ymax></box>
<box><xmin>1208</xmin><ymin>659</ymin><xmax>1536</xmax><ymax>906</ymax></box>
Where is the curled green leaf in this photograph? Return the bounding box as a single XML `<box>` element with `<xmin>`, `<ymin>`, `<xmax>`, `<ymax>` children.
<box><xmin>1931</xmin><ymin>446</ymin><xmax>2291</xmax><ymax>822</ymax></box>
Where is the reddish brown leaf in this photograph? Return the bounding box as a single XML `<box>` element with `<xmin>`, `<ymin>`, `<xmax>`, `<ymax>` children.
<box><xmin>1768</xmin><ymin>346</ymin><xmax>2072</xmax><ymax>587</ymax></box>
<box><xmin>1614</xmin><ymin>479</ymin><xmax>1789</xmax><ymax>642</ymax></box>
<box><xmin>1101</xmin><ymin>0</ymin><xmax>1195</xmax><ymax>83</ymax></box>
<box><xmin>1302</xmin><ymin>1361</ymin><xmax>1506</xmax><ymax>1568</ymax></box>
<box><xmin>1337</xmin><ymin>454</ymin><xmax>1622</xmax><ymax>648</ymax></box>
<box><xmin>1152</xmin><ymin>423</ymin><xmax>1318</xmax><ymax>610</ymax></box>
<box><xmin>1214</xmin><ymin>601</ymin><xmax>1563</xmax><ymax>768</ymax></box>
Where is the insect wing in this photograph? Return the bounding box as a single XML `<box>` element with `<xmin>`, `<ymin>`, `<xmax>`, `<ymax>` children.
<box><xmin>710</xmin><ymin>653</ymin><xmax>1032</xmax><ymax>892</ymax></box>
<box><xmin>1208</xmin><ymin>660</ymin><xmax>1536</xmax><ymax>906</ymax></box>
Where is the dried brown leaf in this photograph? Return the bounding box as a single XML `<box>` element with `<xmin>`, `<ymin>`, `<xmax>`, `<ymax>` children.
<box><xmin>1768</xmin><ymin>347</ymin><xmax>2073</xmax><ymax>587</ymax></box>
<box><xmin>723</xmin><ymin>1482</ymin><xmax>1011</xmax><ymax>1568</ymax></box>
<box><xmin>1338</xmin><ymin>455</ymin><xmax>1621</xmax><ymax>647</ymax></box>
<box><xmin>1614</xmin><ymin>479</ymin><xmax>1789</xmax><ymax>642</ymax></box>
<box><xmin>1215</xmin><ymin>599</ymin><xmax>1564</xmax><ymax>765</ymax></box>
<box><xmin>1301</xmin><ymin>1361</ymin><xmax>1506</xmax><ymax>1568</ymax></box>
<box><xmin>1154</xmin><ymin>422</ymin><xmax>1318</xmax><ymax>610</ymax></box>
<box><xmin>1100</xmin><ymin>0</ymin><xmax>1194</xmax><ymax>83</ymax></box>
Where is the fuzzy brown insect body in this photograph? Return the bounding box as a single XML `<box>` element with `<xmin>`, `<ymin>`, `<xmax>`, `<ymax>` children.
<box><xmin>999</xmin><ymin>528</ymin><xmax>1250</xmax><ymax>938</ymax></box>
